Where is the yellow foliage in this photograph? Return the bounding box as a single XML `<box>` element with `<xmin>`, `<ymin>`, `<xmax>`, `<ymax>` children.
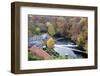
<box><xmin>46</xmin><ymin>22</ymin><xmax>56</xmax><ymax>36</ymax></box>
<box><xmin>77</xmin><ymin>32</ymin><xmax>84</xmax><ymax>45</ymax></box>
<box><xmin>35</xmin><ymin>27</ymin><xmax>40</xmax><ymax>32</ymax></box>
<box><xmin>47</xmin><ymin>38</ymin><xmax>55</xmax><ymax>48</ymax></box>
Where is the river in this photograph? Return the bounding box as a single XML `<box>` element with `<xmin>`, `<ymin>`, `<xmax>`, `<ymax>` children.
<box><xmin>53</xmin><ymin>37</ymin><xmax>87</xmax><ymax>59</ymax></box>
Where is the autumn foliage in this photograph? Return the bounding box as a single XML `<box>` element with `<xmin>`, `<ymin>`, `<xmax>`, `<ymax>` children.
<box><xmin>28</xmin><ymin>15</ymin><xmax>88</xmax><ymax>60</ymax></box>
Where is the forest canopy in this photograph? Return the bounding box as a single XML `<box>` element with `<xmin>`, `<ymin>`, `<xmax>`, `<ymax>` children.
<box><xmin>28</xmin><ymin>15</ymin><xmax>88</xmax><ymax>51</ymax></box>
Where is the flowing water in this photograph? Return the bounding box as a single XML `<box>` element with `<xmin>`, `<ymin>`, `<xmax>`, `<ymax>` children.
<box><xmin>53</xmin><ymin>37</ymin><xmax>87</xmax><ymax>59</ymax></box>
<box><xmin>29</xmin><ymin>35</ymin><xmax>87</xmax><ymax>59</ymax></box>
